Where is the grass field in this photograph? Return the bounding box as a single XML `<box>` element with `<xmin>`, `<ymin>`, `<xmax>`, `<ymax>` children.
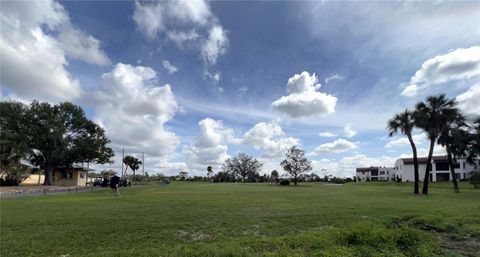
<box><xmin>1</xmin><ymin>182</ymin><xmax>480</xmax><ymax>257</ymax></box>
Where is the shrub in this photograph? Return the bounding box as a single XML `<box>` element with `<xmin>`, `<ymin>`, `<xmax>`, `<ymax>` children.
<box><xmin>0</xmin><ymin>174</ymin><xmax>28</xmax><ymax>186</ymax></box>
<box><xmin>279</xmin><ymin>179</ymin><xmax>290</xmax><ymax>186</ymax></box>
<box><xmin>470</xmin><ymin>170</ymin><xmax>480</xmax><ymax>189</ymax></box>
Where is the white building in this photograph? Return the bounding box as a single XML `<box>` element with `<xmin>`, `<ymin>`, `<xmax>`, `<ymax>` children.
<box><xmin>356</xmin><ymin>166</ymin><xmax>396</xmax><ymax>181</ymax></box>
<box><xmin>394</xmin><ymin>156</ymin><xmax>476</xmax><ymax>182</ymax></box>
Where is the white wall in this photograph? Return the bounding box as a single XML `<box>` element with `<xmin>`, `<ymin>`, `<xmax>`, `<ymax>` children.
<box><xmin>396</xmin><ymin>158</ymin><xmax>476</xmax><ymax>182</ymax></box>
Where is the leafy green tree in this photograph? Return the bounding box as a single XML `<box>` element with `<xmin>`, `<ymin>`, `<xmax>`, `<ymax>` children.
<box><xmin>123</xmin><ymin>155</ymin><xmax>142</xmax><ymax>179</ymax></box>
<box><xmin>387</xmin><ymin>109</ymin><xmax>420</xmax><ymax>194</ymax></box>
<box><xmin>437</xmin><ymin>109</ymin><xmax>467</xmax><ymax>193</ymax></box>
<box><xmin>207</xmin><ymin>166</ymin><xmax>213</xmax><ymax>179</ymax></box>
<box><xmin>281</xmin><ymin>146</ymin><xmax>312</xmax><ymax>186</ymax></box>
<box><xmin>466</xmin><ymin>117</ymin><xmax>480</xmax><ymax>166</ymax></box>
<box><xmin>178</xmin><ymin>171</ymin><xmax>188</xmax><ymax>181</ymax></box>
<box><xmin>223</xmin><ymin>153</ymin><xmax>262</xmax><ymax>183</ymax></box>
<box><xmin>5</xmin><ymin>101</ymin><xmax>114</xmax><ymax>185</ymax></box>
<box><xmin>414</xmin><ymin>94</ymin><xmax>457</xmax><ymax>194</ymax></box>
<box><xmin>270</xmin><ymin>170</ymin><xmax>279</xmax><ymax>183</ymax></box>
<box><xmin>0</xmin><ymin>102</ymin><xmax>29</xmax><ymax>178</ymax></box>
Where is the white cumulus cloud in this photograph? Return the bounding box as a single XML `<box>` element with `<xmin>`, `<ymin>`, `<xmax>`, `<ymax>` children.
<box><xmin>133</xmin><ymin>0</ymin><xmax>228</xmax><ymax>65</ymax></box>
<box><xmin>0</xmin><ymin>0</ymin><xmax>110</xmax><ymax>102</ymax></box>
<box><xmin>318</xmin><ymin>132</ymin><xmax>338</xmax><ymax>137</ymax></box>
<box><xmin>94</xmin><ymin>63</ymin><xmax>181</xmax><ymax>168</ymax></box>
<box><xmin>344</xmin><ymin>123</ymin><xmax>357</xmax><ymax>138</ymax></box>
<box><xmin>184</xmin><ymin>118</ymin><xmax>237</xmax><ymax>172</ymax></box>
<box><xmin>162</xmin><ymin>60</ymin><xmax>178</xmax><ymax>74</ymax></box>
<box><xmin>325</xmin><ymin>74</ymin><xmax>344</xmax><ymax>84</ymax></box>
<box><xmin>314</xmin><ymin>139</ymin><xmax>358</xmax><ymax>154</ymax></box>
<box><xmin>243</xmin><ymin>120</ymin><xmax>300</xmax><ymax>158</ymax></box>
<box><xmin>272</xmin><ymin>71</ymin><xmax>337</xmax><ymax>118</ymax></box>
<box><xmin>456</xmin><ymin>83</ymin><xmax>480</xmax><ymax>115</ymax></box>
<box><xmin>385</xmin><ymin>133</ymin><xmax>426</xmax><ymax>148</ymax></box>
<box><xmin>201</xmin><ymin>25</ymin><xmax>228</xmax><ymax>64</ymax></box>
<box><xmin>402</xmin><ymin>46</ymin><xmax>480</xmax><ymax>97</ymax></box>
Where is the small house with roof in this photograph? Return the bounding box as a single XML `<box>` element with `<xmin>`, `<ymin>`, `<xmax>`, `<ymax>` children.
<box><xmin>52</xmin><ymin>164</ymin><xmax>94</xmax><ymax>186</ymax></box>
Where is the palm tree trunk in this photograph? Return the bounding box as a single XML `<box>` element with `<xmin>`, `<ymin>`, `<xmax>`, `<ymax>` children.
<box><xmin>446</xmin><ymin>145</ymin><xmax>460</xmax><ymax>193</ymax></box>
<box><xmin>407</xmin><ymin>133</ymin><xmax>419</xmax><ymax>194</ymax></box>
<box><xmin>422</xmin><ymin>138</ymin><xmax>435</xmax><ymax>194</ymax></box>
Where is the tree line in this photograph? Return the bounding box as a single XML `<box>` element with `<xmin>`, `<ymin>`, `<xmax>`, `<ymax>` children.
<box><xmin>0</xmin><ymin>101</ymin><xmax>114</xmax><ymax>185</ymax></box>
<box><xmin>387</xmin><ymin>94</ymin><xmax>480</xmax><ymax>194</ymax></box>
<box><xmin>204</xmin><ymin>146</ymin><xmax>317</xmax><ymax>185</ymax></box>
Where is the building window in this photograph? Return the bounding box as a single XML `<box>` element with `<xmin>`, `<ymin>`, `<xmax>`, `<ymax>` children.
<box><xmin>380</xmin><ymin>171</ymin><xmax>385</xmax><ymax>175</ymax></box>
<box><xmin>436</xmin><ymin>162</ymin><xmax>449</xmax><ymax>171</ymax></box>
<box><xmin>61</xmin><ymin>171</ymin><xmax>73</xmax><ymax>180</ymax></box>
<box><xmin>463</xmin><ymin>162</ymin><xmax>466</xmax><ymax>169</ymax></box>
<box><xmin>386</xmin><ymin>171</ymin><xmax>389</xmax><ymax>175</ymax></box>
<box><xmin>362</xmin><ymin>172</ymin><xmax>365</xmax><ymax>175</ymax></box>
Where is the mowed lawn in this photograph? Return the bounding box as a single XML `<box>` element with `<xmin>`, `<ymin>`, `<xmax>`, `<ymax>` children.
<box><xmin>1</xmin><ymin>182</ymin><xmax>480</xmax><ymax>257</ymax></box>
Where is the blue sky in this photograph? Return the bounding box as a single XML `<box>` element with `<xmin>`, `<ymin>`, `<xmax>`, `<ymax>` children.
<box><xmin>1</xmin><ymin>0</ymin><xmax>479</xmax><ymax>176</ymax></box>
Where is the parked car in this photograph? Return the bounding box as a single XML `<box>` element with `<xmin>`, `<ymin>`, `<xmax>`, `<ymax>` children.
<box><xmin>101</xmin><ymin>178</ymin><xmax>110</xmax><ymax>187</ymax></box>
<box><xmin>120</xmin><ymin>178</ymin><xmax>131</xmax><ymax>187</ymax></box>
<box><xmin>93</xmin><ymin>177</ymin><xmax>110</xmax><ymax>187</ymax></box>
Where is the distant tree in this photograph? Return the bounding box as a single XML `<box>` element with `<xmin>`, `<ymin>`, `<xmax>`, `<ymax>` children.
<box><xmin>270</xmin><ymin>170</ymin><xmax>279</xmax><ymax>183</ymax></box>
<box><xmin>388</xmin><ymin>109</ymin><xmax>420</xmax><ymax>194</ymax></box>
<box><xmin>207</xmin><ymin>166</ymin><xmax>213</xmax><ymax>179</ymax></box>
<box><xmin>100</xmin><ymin>170</ymin><xmax>116</xmax><ymax>177</ymax></box>
<box><xmin>123</xmin><ymin>155</ymin><xmax>142</xmax><ymax>180</ymax></box>
<box><xmin>414</xmin><ymin>94</ymin><xmax>457</xmax><ymax>194</ymax></box>
<box><xmin>178</xmin><ymin>171</ymin><xmax>188</xmax><ymax>181</ymax></box>
<box><xmin>281</xmin><ymin>146</ymin><xmax>312</xmax><ymax>186</ymax></box>
<box><xmin>310</xmin><ymin>173</ymin><xmax>320</xmax><ymax>182</ymax></box>
<box><xmin>222</xmin><ymin>153</ymin><xmax>262</xmax><ymax>183</ymax></box>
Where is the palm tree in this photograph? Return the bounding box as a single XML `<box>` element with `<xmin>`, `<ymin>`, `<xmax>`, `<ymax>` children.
<box><xmin>123</xmin><ymin>155</ymin><xmax>142</xmax><ymax>180</ymax></box>
<box><xmin>414</xmin><ymin>94</ymin><xmax>457</xmax><ymax>194</ymax></box>
<box><xmin>466</xmin><ymin>117</ymin><xmax>480</xmax><ymax>166</ymax></box>
<box><xmin>387</xmin><ymin>109</ymin><xmax>420</xmax><ymax>194</ymax></box>
<box><xmin>437</xmin><ymin>109</ymin><xmax>465</xmax><ymax>193</ymax></box>
<box><xmin>207</xmin><ymin>166</ymin><xmax>213</xmax><ymax>180</ymax></box>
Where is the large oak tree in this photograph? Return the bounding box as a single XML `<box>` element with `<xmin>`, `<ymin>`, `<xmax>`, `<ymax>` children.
<box><xmin>1</xmin><ymin>101</ymin><xmax>114</xmax><ymax>185</ymax></box>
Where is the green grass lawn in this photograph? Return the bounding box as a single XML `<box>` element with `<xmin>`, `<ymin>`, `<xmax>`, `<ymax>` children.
<box><xmin>1</xmin><ymin>182</ymin><xmax>479</xmax><ymax>257</ymax></box>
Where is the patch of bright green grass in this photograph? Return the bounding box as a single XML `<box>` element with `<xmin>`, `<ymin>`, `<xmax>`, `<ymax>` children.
<box><xmin>1</xmin><ymin>182</ymin><xmax>479</xmax><ymax>256</ymax></box>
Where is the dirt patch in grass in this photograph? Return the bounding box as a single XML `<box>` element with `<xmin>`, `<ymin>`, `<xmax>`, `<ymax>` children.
<box><xmin>176</xmin><ymin>229</ymin><xmax>213</xmax><ymax>242</ymax></box>
<box><xmin>437</xmin><ymin>233</ymin><xmax>480</xmax><ymax>257</ymax></box>
<box><xmin>390</xmin><ymin>215</ymin><xmax>480</xmax><ymax>257</ymax></box>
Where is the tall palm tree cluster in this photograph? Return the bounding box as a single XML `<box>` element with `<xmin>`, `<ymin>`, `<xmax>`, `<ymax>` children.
<box><xmin>387</xmin><ymin>94</ymin><xmax>480</xmax><ymax>195</ymax></box>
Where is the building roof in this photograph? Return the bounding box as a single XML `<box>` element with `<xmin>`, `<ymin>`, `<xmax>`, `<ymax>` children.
<box><xmin>356</xmin><ymin>167</ymin><xmax>379</xmax><ymax>172</ymax></box>
<box><xmin>400</xmin><ymin>155</ymin><xmax>449</xmax><ymax>165</ymax></box>
<box><xmin>56</xmin><ymin>164</ymin><xmax>95</xmax><ymax>172</ymax></box>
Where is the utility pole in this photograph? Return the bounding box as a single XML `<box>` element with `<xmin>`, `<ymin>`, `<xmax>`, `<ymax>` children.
<box><xmin>121</xmin><ymin>148</ymin><xmax>125</xmax><ymax>176</ymax></box>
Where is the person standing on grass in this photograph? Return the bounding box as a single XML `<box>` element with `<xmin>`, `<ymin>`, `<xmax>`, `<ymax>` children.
<box><xmin>110</xmin><ymin>174</ymin><xmax>121</xmax><ymax>197</ymax></box>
